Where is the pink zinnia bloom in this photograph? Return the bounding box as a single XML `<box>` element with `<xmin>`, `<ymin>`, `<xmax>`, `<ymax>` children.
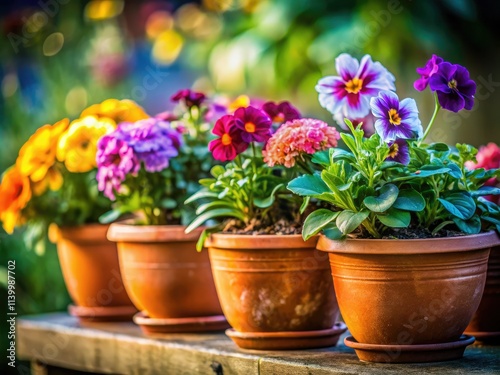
<box><xmin>262</xmin><ymin>101</ymin><xmax>301</xmax><ymax>124</ymax></box>
<box><xmin>316</xmin><ymin>53</ymin><xmax>395</xmax><ymax>119</ymax></box>
<box><xmin>263</xmin><ymin>118</ymin><xmax>340</xmax><ymax>168</ymax></box>
<box><xmin>233</xmin><ymin>106</ymin><xmax>272</xmax><ymax>143</ymax></box>
<box><xmin>466</xmin><ymin>143</ymin><xmax>500</xmax><ymax>187</ymax></box>
<box><xmin>209</xmin><ymin>115</ymin><xmax>248</xmax><ymax>161</ymax></box>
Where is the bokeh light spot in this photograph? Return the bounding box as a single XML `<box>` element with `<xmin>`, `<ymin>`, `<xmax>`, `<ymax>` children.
<box><xmin>85</xmin><ymin>0</ymin><xmax>124</xmax><ymax>21</ymax></box>
<box><xmin>146</xmin><ymin>11</ymin><xmax>174</xmax><ymax>40</ymax></box>
<box><xmin>152</xmin><ymin>30</ymin><xmax>184</xmax><ymax>65</ymax></box>
<box><xmin>2</xmin><ymin>74</ymin><xmax>19</xmax><ymax>98</ymax></box>
<box><xmin>65</xmin><ymin>87</ymin><xmax>88</xmax><ymax>116</ymax></box>
<box><xmin>43</xmin><ymin>32</ymin><xmax>64</xmax><ymax>57</ymax></box>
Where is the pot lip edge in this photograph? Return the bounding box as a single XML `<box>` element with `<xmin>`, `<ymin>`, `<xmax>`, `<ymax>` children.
<box><xmin>317</xmin><ymin>230</ymin><xmax>499</xmax><ymax>254</ymax></box>
<box><xmin>206</xmin><ymin>233</ymin><xmax>318</xmax><ymax>250</ymax></box>
<box><xmin>107</xmin><ymin>223</ymin><xmax>205</xmax><ymax>243</ymax></box>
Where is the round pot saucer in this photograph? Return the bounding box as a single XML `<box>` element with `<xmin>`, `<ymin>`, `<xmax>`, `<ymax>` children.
<box><xmin>464</xmin><ymin>330</ymin><xmax>500</xmax><ymax>344</ymax></box>
<box><xmin>344</xmin><ymin>335</ymin><xmax>475</xmax><ymax>363</ymax></box>
<box><xmin>68</xmin><ymin>304</ymin><xmax>137</xmax><ymax>322</ymax></box>
<box><xmin>133</xmin><ymin>311</ymin><xmax>230</xmax><ymax>334</ymax></box>
<box><xmin>226</xmin><ymin>322</ymin><xmax>347</xmax><ymax>350</ymax></box>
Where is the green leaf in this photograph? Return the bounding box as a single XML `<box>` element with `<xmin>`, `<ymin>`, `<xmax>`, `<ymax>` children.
<box><xmin>311</xmin><ymin>150</ymin><xmax>331</xmax><ymax>166</ymax></box>
<box><xmin>299</xmin><ymin>196</ymin><xmax>310</xmax><ymax>214</ymax></box>
<box><xmin>393</xmin><ymin>189</ymin><xmax>425</xmax><ymax>212</ymax></box>
<box><xmin>363</xmin><ymin>184</ymin><xmax>399</xmax><ymax>213</ymax></box>
<box><xmin>438</xmin><ymin>192</ymin><xmax>476</xmax><ymax>220</ymax></box>
<box><xmin>302</xmin><ymin>209</ymin><xmax>340</xmax><ymax>240</ymax></box>
<box><xmin>287</xmin><ymin>174</ymin><xmax>329</xmax><ymax>196</ymax></box>
<box><xmin>185</xmin><ymin>208</ymin><xmax>246</xmax><ymax>233</ymax></box>
<box><xmin>453</xmin><ymin>215</ymin><xmax>481</xmax><ymax>234</ymax></box>
<box><xmin>409</xmin><ymin>167</ymin><xmax>451</xmax><ymax>178</ymax></box>
<box><xmin>198</xmin><ymin>178</ymin><xmax>216</xmax><ymax>187</ymax></box>
<box><xmin>323</xmin><ymin>224</ymin><xmax>344</xmax><ymax>240</ymax></box>
<box><xmin>185</xmin><ymin>191</ymin><xmax>219</xmax><ymax>204</ymax></box>
<box><xmin>377</xmin><ymin>208</ymin><xmax>411</xmax><ymax>228</ymax></box>
<box><xmin>336</xmin><ymin>210</ymin><xmax>369</xmax><ymax>235</ymax></box>
<box><xmin>471</xmin><ymin>186</ymin><xmax>500</xmax><ymax>196</ymax></box>
<box><xmin>331</xmin><ymin>149</ymin><xmax>356</xmax><ymax>163</ymax></box>
<box><xmin>196</xmin><ymin>201</ymin><xmax>235</xmax><ymax>215</ymax></box>
<box><xmin>99</xmin><ymin>209</ymin><xmax>123</xmax><ymax>224</ymax></box>
<box><xmin>427</xmin><ymin>143</ymin><xmax>450</xmax><ymax>152</ymax></box>
<box><xmin>340</xmin><ymin>133</ymin><xmax>357</xmax><ymax>154</ymax></box>
<box><xmin>210</xmin><ymin>165</ymin><xmax>225</xmax><ymax>177</ymax></box>
<box><xmin>254</xmin><ymin>184</ymin><xmax>284</xmax><ymax>208</ymax></box>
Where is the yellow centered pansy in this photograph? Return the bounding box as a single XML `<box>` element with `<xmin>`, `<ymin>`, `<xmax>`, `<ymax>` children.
<box><xmin>57</xmin><ymin>116</ymin><xmax>116</xmax><ymax>173</ymax></box>
<box><xmin>16</xmin><ymin>118</ymin><xmax>69</xmax><ymax>194</ymax></box>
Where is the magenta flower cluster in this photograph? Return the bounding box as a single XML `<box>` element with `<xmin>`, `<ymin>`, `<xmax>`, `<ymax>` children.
<box><xmin>96</xmin><ymin>118</ymin><xmax>182</xmax><ymax>200</ymax></box>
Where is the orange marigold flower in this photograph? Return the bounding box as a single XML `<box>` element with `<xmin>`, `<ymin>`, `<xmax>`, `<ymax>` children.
<box><xmin>81</xmin><ymin>98</ymin><xmax>149</xmax><ymax>123</ymax></box>
<box><xmin>0</xmin><ymin>166</ymin><xmax>31</xmax><ymax>234</ymax></box>
<box><xmin>263</xmin><ymin>118</ymin><xmax>340</xmax><ymax>168</ymax></box>
<box><xmin>16</xmin><ymin>118</ymin><xmax>69</xmax><ymax>194</ymax></box>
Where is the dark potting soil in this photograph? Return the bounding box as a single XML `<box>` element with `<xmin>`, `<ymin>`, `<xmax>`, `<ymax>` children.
<box><xmin>222</xmin><ymin>218</ymin><xmax>302</xmax><ymax>235</ymax></box>
<box><xmin>355</xmin><ymin>227</ymin><xmax>467</xmax><ymax>240</ymax></box>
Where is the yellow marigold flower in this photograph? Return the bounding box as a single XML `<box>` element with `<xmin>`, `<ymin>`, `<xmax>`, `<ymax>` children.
<box><xmin>32</xmin><ymin>166</ymin><xmax>64</xmax><ymax>196</ymax></box>
<box><xmin>16</xmin><ymin>118</ymin><xmax>69</xmax><ymax>184</ymax></box>
<box><xmin>0</xmin><ymin>166</ymin><xmax>31</xmax><ymax>234</ymax></box>
<box><xmin>80</xmin><ymin>98</ymin><xmax>149</xmax><ymax>123</ymax></box>
<box><xmin>57</xmin><ymin>116</ymin><xmax>116</xmax><ymax>173</ymax></box>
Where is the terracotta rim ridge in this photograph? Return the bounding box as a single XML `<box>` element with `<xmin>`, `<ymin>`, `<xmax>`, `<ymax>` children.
<box><xmin>207</xmin><ymin>233</ymin><xmax>318</xmax><ymax>249</ymax></box>
<box><xmin>317</xmin><ymin>231</ymin><xmax>500</xmax><ymax>254</ymax></box>
<box><xmin>51</xmin><ymin>224</ymin><xmax>109</xmax><ymax>243</ymax></box>
<box><xmin>107</xmin><ymin>223</ymin><xmax>204</xmax><ymax>243</ymax></box>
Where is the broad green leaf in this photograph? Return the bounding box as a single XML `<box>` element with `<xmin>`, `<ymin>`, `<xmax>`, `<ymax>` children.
<box><xmin>392</xmin><ymin>189</ymin><xmax>425</xmax><ymax>212</ymax></box>
<box><xmin>254</xmin><ymin>184</ymin><xmax>284</xmax><ymax>208</ymax></box>
<box><xmin>377</xmin><ymin>208</ymin><xmax>411</xmax><ymax>228</ymax></box>
<box><xmin>196</xmin><ymin>201</ymin><xmax>236</xmax><ymax>215</ymax></box>
<box><xmin>427</xmin><ymin>143</ymin><xmax>450</xmax><ymax>152</ymax></box>
<box><xmin>302</xmin><ymin>209</ymin><xmax>340</xmax><ymax>240</ymax></box>
<box><xmin>331</xmin><ymin>149</ymin><xmax>356</xmax><ymax>163</ymax></box>
<box><xmin>438</xmin><ymin>192</ymin><xmax>476</xmax><ymax>220</ymax></box>
<box><xmin>336</xmin><ymin>210</ymin><xmax>369</xmax><ymax>235</ymax></box>
<box><xmin>323</xmin><ymin>224</ymin><xmax>344</xmax><ymax>240</ymax></box>
<box><xmin>453</xmin><ymin>215</ymin><xmax>481</xmax><ymax>234</ymax></box>
<box><xmin>287</xmin><ymin>174</ymin><xmax>329</xmax><ymax>196</ymax></box>
<box><xmin>311</xmin><ymin>150</ymin><xmax>331</xmax><ymax>166</ymax></box>
<box><xmin>185</xmin><ymin>208</ymin><xmax>246</xmax><ymax>234</ymax></box>
<box><xmin>471</xmin><ymin>186</ymin><xmax>500</xmax><ymax>196</ymax></box>
<box><xmin>340</xmin><ymin>133</ymin><xmax>357</xmax><ymax>154</ymax></box>
<box><xmin>408</xmin><ymin>167</ymin><xmax>451</xmax><ymax>178</ymax></box>
<box><xmin>363</xmin><ymin>184</ymin><xmax>399</xmax><ymax>213</ymax></box>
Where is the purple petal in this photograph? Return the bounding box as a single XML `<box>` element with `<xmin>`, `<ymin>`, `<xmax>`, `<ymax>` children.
<box><xmin>436</xmin><ymin>62</ymin><xmax>457</xmax><ymax>82</ymax></box>
<box><xmin>437</xmin><ymin>90</ymin><xmax>465</xmax><ymax>112</ymax></box>
<box><xmin>335</xmin><ymin>53</ymin><xmax>359</xmax><ymax>81</ymax></box>
<box><xmin>370</xmin><ymin>96</ymin><xmax>387</xmax><ymax>118</ymax></box>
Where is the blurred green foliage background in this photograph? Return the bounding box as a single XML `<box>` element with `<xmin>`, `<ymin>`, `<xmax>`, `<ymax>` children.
<box><xmin>1</xmin><ymin>0</ymin><xmax>500</xmax><ymax>372</ymax></box>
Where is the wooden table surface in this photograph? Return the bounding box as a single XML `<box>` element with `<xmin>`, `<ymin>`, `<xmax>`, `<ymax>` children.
<box><xmin>17</xmin><ymin>313</ymin><xmax>500</xmax><ymax>375</ymax></box>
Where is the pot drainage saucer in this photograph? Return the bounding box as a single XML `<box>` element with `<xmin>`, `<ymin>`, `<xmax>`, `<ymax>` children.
<box><xmin>133</xmin><ymin>311</ymin><xmax>230</xmax><ymax>334</ymax></box>
<box><xmin>68</xmin><ymin>304</ymin><xmax>137</xmax><ymax>322</ymax></box>
<box><xmin>344</xmin><ymin>334</ymin><xmax>475</xmax><ymax>363</ymax></box>
<box><xmin>464</xmin><ymin>330</ymin><xmax>500</xmax><ymax>344</ymax></box>
<box><xmin>226</xmin><ymin>322</ymin><xmax>347</xmax><ymax>350</ymax></box>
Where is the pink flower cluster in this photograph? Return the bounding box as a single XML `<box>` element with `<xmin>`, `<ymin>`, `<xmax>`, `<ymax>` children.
<box><xmin>263</xmin><ymin>119</ymin><xmax>340</xmax><ymax>168</ymax></box>
<box><xmin>466</xmin><ymin>142</ymin><xmax>500</xmax><ymax>186</ymax></box>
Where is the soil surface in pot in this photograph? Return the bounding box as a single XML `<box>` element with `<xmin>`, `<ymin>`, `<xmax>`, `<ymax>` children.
<box><xmin>222</xmin><ymin>218</ymin><xmax>302</xmax><ymax>235</ymax></box>
<box><xmin>354</xmin><ymin>227</ymin><xmax>466</xmax><ymax>239</ymax></box>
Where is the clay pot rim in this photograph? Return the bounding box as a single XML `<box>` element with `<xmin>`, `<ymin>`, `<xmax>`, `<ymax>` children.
<box><xmin>206</xmin><ymin>233</ymin><xmax>317</xmax><ymax>249</ymax></box>
<box><xmin>317</xmin><ymin>231</ymin><xmax>500</xmax><ymax>254</ymax></box>
<box><xmin>49</xmin><ymin>223</ymin><xmax>109</xmax><ymax>244</ymax></box>
<box><xmin>107</xmin><ymin>223</ymin><xmax>204</xmax><ymax>243</ymax></box>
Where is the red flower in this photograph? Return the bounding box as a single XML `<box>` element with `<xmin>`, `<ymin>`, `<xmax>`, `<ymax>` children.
<box><xmin>262</xmin><ymin>101</ymin><xmax>301</xmax><ymax>123</ymax></box>
<box><xmin>233</xmin><ymin>106</ymin><xmax>272</xmax><ymax>143</ymax></box>
<box><xmin>171</xmin><ymin>89</ymin><xmax>206</xmax><ymax>108</ymax></box>
<box><xmin>209</xmin><ymin>115</ymin><xmax>248</xmax><ymax>161</ymax></box>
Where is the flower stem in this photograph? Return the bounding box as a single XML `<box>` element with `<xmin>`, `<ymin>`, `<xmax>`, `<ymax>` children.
<box><xmin>418</xmin><ymin>92</ymin><xmax>441</xmax><ymax>146</ymax></box>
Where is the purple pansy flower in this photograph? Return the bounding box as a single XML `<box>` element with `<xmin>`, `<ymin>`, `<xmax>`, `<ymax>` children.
<box><xmin>370</xmin><ymin>91</ymin><xmax>422</xmax><ymax>142</ymax></box>
<box><xmin>96</xmin><ymin>134</ymin><xmax>139</xmax><ymax>200</ymax></box>
<box><xmin>414</xmin><ymin>54</ymin><xmax>443</xmax><ymax>91</ymax></box>
<box><xmin>316</xmin><ymin>53</ymin><xmax>396</xmax><ymax>119</ymax></box>
<box><xmin>262</xmin><ymin>101</ymin><xmax>301</xmax><ymax>124</ymax></box>
<box><xmin>121</xmin><ymin>119</ymin><xmax>182</xmax><ymax>172</ymax></box>
<box><xmin>428</xmin><ymin>62</ymin><xmax>476</xmax><ymax>112</ymax></box>
<box><xmin>233</xmin><ymin>106</ymin><xmax>272</xmax><ymax>143</ymax></box>
<box><xmin>386</xmin><ymin>139</ymin><xmax>410</xmax><ymax>165</ymax></box>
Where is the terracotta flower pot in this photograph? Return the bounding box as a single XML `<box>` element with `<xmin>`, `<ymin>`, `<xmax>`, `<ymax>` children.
<box><xmin>51</xmin><ymin>224</ymin><xmax>136</xmax><ymax>321</ymax></box>
<box><xmin>107</xmin><ymin>224</ymin><xmax>226</xmax><ymax>334</ymax></box>
<box><xmin>317</xmin><ymin>231</ymin><xmax>499</xmax><ymax>363</ymax></box>
<box><xmin>206</xmin><ymin>234</ymin><xmax>346</xmax><ymax>350</ymax></box>
<box><xmin>466</xmin><ymin>245</ymin><xmax>500</xmax><ymax>343</ymax></box>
